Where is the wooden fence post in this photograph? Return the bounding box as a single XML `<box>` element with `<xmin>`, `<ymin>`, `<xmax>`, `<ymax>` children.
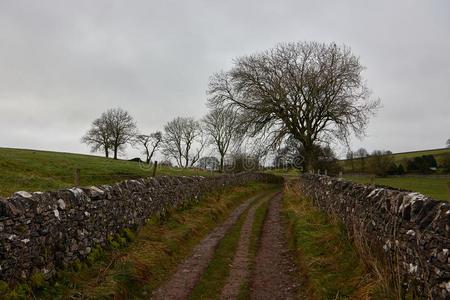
<box><xmin>74</xmin><ymin>168</ymin><xmax>80</xmax><ymax>187</ymax></box>
<box><xmin>152</xmin><ymin>161</ymin><xmax>158</xmax><ymax>177</ymax></box>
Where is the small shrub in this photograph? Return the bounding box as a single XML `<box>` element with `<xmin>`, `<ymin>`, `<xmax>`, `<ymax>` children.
<box><xmin>116</xmin><ymin>235</ymin><xmax>128</xmax><ymax>247</ymax></box>
<box><xmin>0</xmin><ymin>280</ymin><xmax>9</xmax><ymax>296</ymax></box>
<box><xmin>30</xmin><ymin>272</ymin><xmax>46</xmax><ymax>289</ymax></box>
<box><xmin>110</xmin><ymin>240</ymin><xmax>121</xmax><ymax>249</ymax></box>
<box><xmin>71</xmin><ymin>259</ymin><xmax>83</xmax><ymax>272</ymax></box>
<box><xmin>7</xmin><ymin>284</ymin><xmax>31</xmax><ymax>300</ymax></box>
<box><xmin>122</xmin><ymin>228</ymin><xmax>136</xmax><ymax>242</ymax></box>
<box><xmin>86</xmin><ymin>246</ymin><xmax>104</xmax><ymax>266</ymax></box>
<box><xmin>406</xmin><ymin>155</ymin><xmax>437</xmax><ymax>174</ymax></box>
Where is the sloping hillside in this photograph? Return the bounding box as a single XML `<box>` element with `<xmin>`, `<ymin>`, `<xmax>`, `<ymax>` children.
<box><xmin>0</xmin><ymin>148</ymin><xmax>211</xmax><ymax>197</ymax></box>
<box><xmin>340</xmin><ymin>147</ymin><xmax>450</xmax><ymax>172</ymax></box>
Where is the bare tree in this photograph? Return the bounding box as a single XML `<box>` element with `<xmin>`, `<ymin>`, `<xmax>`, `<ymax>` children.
<box><xmin>346</xmin><ymin>151</ymin><xmax>355</xmax><ymax>172</ymax></box>
<box><xmin>447</xmin><ymin>139</ymin><xmax>450</xmax><ymax>148</ymax></box>
<box><xmin>163</xmin><ymin>117</ymin><xmax>204</xmax><ymax>168</ymax></box>
<box><xmin>355</xmin><ymin>147</ymin><xmax>369</xmax><ymax>172</ymax></box>
<box><xmin>105</xmin><ymin>108</ymin><xmax>137</xmax><ymax>159</ymax></box>
<box><xmin>81</xmin><ymin>117</ymin><xmax>112</xmax><ymax>158</ymax></box>
<box><xmin>134</xmin><ymin>131</ymin><xmax>162</xmax><ymax>163</ymax></box>
<box><xmin>82</xmin><ymin>108</ymin><xmax>137</xmax><ymax>159</ymax></box>
<box><xmin>208</xmin><ymin>41</ymin><xmax>379</xmax><ymax>171</ymax></box>
<box><xmin>368</xmin><ymin>150</ymin><xmax>394</xmax><ymax>177</ymax></box>
<box><xmin>203</xmin><ymin>107</ymin><xmax>238</xmax><ymax>172</ymax></box>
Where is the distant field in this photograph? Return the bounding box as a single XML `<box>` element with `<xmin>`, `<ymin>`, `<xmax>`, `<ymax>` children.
<box><xmin>0</xmin><ymin>148</ymin><xmax>212</xmax><ymax>197</ymax></box>
<box><xmin>340</xmin><ymin>147</ymin><xmax>450</xmax><ymax>172</ymax></box>
<box><xmin>344</xmin><ymin>175</ymin><xmax>449</xmax><ymax>201</ymax></box>
<box><xmin>265</xmin><ymin>168</ymin><xmax>300</xmax><ymax>178</ymax></box>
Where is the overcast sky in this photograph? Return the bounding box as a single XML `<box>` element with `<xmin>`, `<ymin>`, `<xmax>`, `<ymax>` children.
<box><xmin>0</xmin><ymin>0</ymin><xmax>449</xmax><ymax>159</ymax></box>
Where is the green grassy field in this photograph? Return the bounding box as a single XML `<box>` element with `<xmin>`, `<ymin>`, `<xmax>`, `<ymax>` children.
<box><xmin>344</xmin><ymin>175</ymin><xmax>450</xmax><ymax>201</ymax></box>
<box><xmin>340</xmin><ymin>147</ymin><xmax>450</xmax><ymax>172</ymax></box>
<box><xmin>0</xmin><ymin>147</ymin><xmax>212</xmax><ymax>197</ymax></box>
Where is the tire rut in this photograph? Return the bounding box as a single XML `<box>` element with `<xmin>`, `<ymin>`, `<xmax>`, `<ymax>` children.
<box><xmin>151</xmin><ymin>192</ymin><xmax>264</xmax><ymax>300</ymax></box>
<box><xmin>220</xmin><ymin>192</ymin><xmax>274</xmax><ymax>299</ymax></box>
<box><xmin>249</xmin><ymin>193</ymin><xmax>300</xmax><ymax>300</ymax></box>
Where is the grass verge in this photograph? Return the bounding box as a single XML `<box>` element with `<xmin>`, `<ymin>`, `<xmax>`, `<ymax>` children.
<box><xmin>27</xmin><ymin>182</ymin><xmax>279</xmax><ymax>299</ymax></box>
<box><xmin>283</xmin><ymin>182</ymin><xmax>390</xmax><ymax>299</ymax></box>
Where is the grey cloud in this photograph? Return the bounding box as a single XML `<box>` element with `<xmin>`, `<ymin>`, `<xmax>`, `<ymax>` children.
<box><xmin>0</xmin><ymin>0</ymin><xmax>449</xmax><ymax>158</ymax></box>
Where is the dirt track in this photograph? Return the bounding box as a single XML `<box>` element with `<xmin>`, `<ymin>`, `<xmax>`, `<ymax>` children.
<box><xmin>151</xmin><ymin>193</ymin><xmax>261</xmax><ymax>300</ymax></box>
<box><xmin>249</xmin><ymin>193</ymin><xmax>300</xmax><ymax>299</ymax></box>
<box><xmin>152</xmin><ymin>190</ymin><xmax>301</xmax><ymax>300</ymax></box>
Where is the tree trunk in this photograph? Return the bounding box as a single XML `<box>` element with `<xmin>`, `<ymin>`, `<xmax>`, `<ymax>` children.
<box><xmin>146</xmin><ymin>148</ymin><xmax>150</xmax><ymax>164</ymax></box>
<box><xmin>114</xmin><ymin>147</ymin><xmax>118</xmax><ymax>160</ymax></box>
<box><xmin>220</xmin><ymin>156</ymin><xmax>224</xmax><ymax>173</ymax></box>
<box><xmin>302</xmin><ymin>143</ymin><xmax>315</xmax><ymax>172</ymax></box>
<box><xmin>105</xmin><ymin>148</ymin><xmax>109</xmax><ymax>158</ymax></box>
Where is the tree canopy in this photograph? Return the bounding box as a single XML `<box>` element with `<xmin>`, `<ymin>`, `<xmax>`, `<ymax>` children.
<box><xmin>208</xmin><ymin>41</ymin><xmax>379</xmax><ymax>170</ymax></box>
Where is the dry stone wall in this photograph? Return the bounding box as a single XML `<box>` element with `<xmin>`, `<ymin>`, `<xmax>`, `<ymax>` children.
<box><xmin>299</xmin><ymin>174</ymin><xmax>450</xmax><ymax>299</ymax></box>
<box><xmin>0</xmin><ymin>172</ymin><xmax>280</xmax><ymax>284</ymax></box>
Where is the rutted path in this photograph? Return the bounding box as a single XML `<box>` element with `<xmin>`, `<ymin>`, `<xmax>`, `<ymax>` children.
<box><xmin>151</xmin><ymin>193</ymin><xmax>263</xmax><ymax>300</ymax></box>
<box><xmin>220</xmin><ymin>193</ymin><xmax>274</xmax><ymax>299</ymax></box>
<box><xmin>152</xmin><ymin>190</ymin><xmax>301</xmax><ymax>300</ymax></box>
<box><xmin>249</xmin><ymin>193</ymin><xmax>300</xmax><ymax>299</ymax></box>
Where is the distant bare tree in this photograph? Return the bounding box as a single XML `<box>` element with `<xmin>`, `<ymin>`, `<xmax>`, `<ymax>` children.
<box><xmin>447</xmin><ymin>139</ymin><xmax>450</xmax><ymax>148</ymax></box>
<box><xmin>163</xmin><ymin>117</ymin><xmax>205</xmax><ymax>168</ymax></box>
<box><xmin>346</xmin><ymin>151</ymin><xmax>355</xmax><ymax>172</ymax></box>
<box><xmin>368</xmin><ymin>150</ymin><xmax>394</xmax><ymax>177</ymax></box>
<box><xmin>355</xmin><ymin>147</ymin><xmax>369</xmax><ymax>172</ymax></box>
<box><xmin>81</xmin><ymin>116</ymin><xmax>112</xmax><ymax>158</ymax></box>
<box><xmin>134</xmin><ymin>131</ymin><xmax>162</xmax><ymax>163</ymax></box>
<box><xmin>208</xmin><ymin>41</ymin><xmax>380</xmax><ymax>171</ymax></box>
<box><xmin>203</xmin><ymin>107</ymin><xmax>238</xmax><ymax>172</ymax></box>
<box><xmin>82</xmin><ymin>108</ymin><xmax>137</xmax><ymax>160</ymax></box>
<box><xmin>105</xmin><ymin>108</ymin><xmax>137</xmax><ymax>159</ymax></box>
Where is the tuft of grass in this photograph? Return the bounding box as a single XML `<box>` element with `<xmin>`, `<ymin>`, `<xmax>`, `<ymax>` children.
<box><xmin>34</xmin><ymin>182</ymin><xmax>279</xmax><ymax>299</ymax></box>
<box><xmin>29</xmin><ymin>272</ymin><xmax>46</xmax><ymax>289</ymax></box>
<box><xmin>283</xmin><ymin>182</ymin><xmax>389</xmax><ymax>299</ymax></box>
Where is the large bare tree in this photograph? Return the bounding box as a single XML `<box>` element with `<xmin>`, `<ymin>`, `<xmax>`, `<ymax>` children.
<box><xmin>81</xmin><ymin>108</ymin><xmax>137</xmax><ymax>159</ymax></box>
<box><xmin>134</xmin><ymin>131</ymin><xmax>162</xmax><ymax>163</ymax></box>
<box><xmin>163</xmin><ymin>117</ymin><xmax>205</xmax><ymax>168</ymax></box>
<box><xmin>208</xmin><ymin>41</ymin><xmax>379</xmax><ymax>171</ymax></box>
<box><xmin>203</xmin><ymin>107</ymin><xmax>238</xmax><ymax>172</ymax></box>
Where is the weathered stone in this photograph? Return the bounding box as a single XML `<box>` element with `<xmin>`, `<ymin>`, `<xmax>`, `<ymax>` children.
<box><xmin>298</xmin><ymin>174</ymin><xmax>450</xmax><ymax>300</ymax></box>
<box><xmin>57</xmin><ymin>199</ymin><xmax>66</xmax><ymax>210</ymax></box>
<box><xmin>0</xmin><ymin>172</ymin><xmax>281</xmax><ymax>285</ymax></box>
<box><xmin>14</xmin><ymin>191</ymin><xmax>32</xmax><ymax>199</ymax></box>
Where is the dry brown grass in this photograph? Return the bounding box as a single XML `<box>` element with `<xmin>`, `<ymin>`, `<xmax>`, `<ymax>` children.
<box><xmin>283</xmin><ymin>181</ymin><xmax>395</xmax><ymax>299</ymax></box>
